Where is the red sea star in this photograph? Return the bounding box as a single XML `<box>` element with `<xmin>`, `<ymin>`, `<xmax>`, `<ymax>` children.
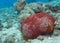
<box><xmin>21</xmin><ymin>12</ymin><xmax>56</xmax><ymax>40</ymax></box>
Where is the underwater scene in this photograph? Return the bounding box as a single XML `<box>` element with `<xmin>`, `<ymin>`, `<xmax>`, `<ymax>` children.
<box><xmin>0</xmin><ymin>0</ymin><xmax>60</xmax><ymax>43</ymax></box>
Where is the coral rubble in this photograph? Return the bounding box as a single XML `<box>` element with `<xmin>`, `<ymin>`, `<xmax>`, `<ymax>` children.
<box><xmin>0</xmin><ymin>0</ymin><xmax>60</xmax><ymax>43</ymax></box>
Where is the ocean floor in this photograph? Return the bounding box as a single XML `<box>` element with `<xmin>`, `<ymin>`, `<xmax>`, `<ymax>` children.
<box><xmin>0</xmin><ymin>7</ymin><xmax>60</xmax><ymax>43</ymax></box>
<box><xmin>0</xmin><ymin>7</ymin><xmax>23</xmax><ymax>43</ymax></box>
<box><xmin>0</xmin><ymin>0</ymin><xmax>60</xmax><ymax>43</ymax></box>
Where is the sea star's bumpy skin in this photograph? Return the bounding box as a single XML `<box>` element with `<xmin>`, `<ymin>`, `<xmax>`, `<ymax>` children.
<box><xmin>21</xmin><ymin>12</ymin><xmax>56</xmax><ymax>40</ymax></box>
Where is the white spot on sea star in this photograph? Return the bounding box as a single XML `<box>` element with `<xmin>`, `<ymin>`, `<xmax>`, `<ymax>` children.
<box><xmin>22</xmin><ymin>24</ymin><xmax>33</xmax><ymax>37</ymax></box>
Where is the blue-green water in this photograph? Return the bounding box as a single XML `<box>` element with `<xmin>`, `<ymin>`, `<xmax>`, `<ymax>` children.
<box><xmin>26</xmin><ymin>0</ymin><xmax>53</xmax><ymax>3</ymax></box>
<box><xmin>0</xmin><ymin>0</ymin><xmax>53</xmax><ymax>8</ymax></box>
<box><xmin>0</xmin><ymin>0</ymin><xmax>17</xmax><ymax>8</ymax></box>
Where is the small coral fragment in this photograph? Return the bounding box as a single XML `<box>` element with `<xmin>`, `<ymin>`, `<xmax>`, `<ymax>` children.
<box><xmin>55</xmin><ymin>17</ymin><xmax>60</xmax><ymax>29</ymax></box>
<box><xmin>18</xmin><ymin>13</ymin><xmax>31</xmax><ymax>23</ymax></box>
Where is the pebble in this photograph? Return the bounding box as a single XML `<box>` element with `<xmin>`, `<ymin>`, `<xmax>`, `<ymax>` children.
<box><xmin>30</xmin><ymin>39</ymin><xmax>42</xmax><ymax>43</ymax></box>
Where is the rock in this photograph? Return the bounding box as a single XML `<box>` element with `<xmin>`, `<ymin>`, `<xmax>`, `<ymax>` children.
<box><xmin>14</xmin><ymin>0</ymin><xmax>26</xmax><ymax>12</ymax></box>
<box><xmin>43</xmin><ymin>36</ymin><xmax>60</xmax><ymax>43</ymax></box>
<box><xmin>18</xmin><ymin>13</ymin><xmax>31</xmax><ymax>23</ymax></box>
<box><xmin>55</xmin><ymin>16</ymin><xmax>60</xmax><ymax>29</ymax></box>
<box><xmin>2</xmin><ymin>22</ymin><xmax>8</xmax><ymax>28</ymax></box>
<box><xmin>36</xmin><ymin>35</ymin><xmax>50</xmax><ymax>41</ymax></box>
<box><xmin>30</xmin><ymin>39</ymin><xmax>41</xmax><ymax>43</ymax></box>
<box><xmin>20</xmin><ymin>7</ymin><xmax>35</xmax><ymax>14</ymax></box>
<box><xmin>52</xmin><ymin>29</ymin><xmax>60</xmax><ymax>36</ymax></box>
